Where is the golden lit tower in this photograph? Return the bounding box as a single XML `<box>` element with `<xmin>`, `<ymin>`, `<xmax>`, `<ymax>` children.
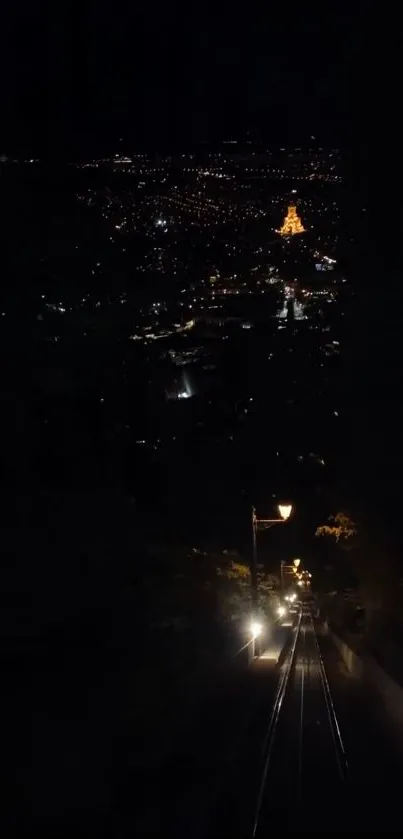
<box><xmin>277</xmin><ymin>203</ymin><xmax>305</xmax><ymax>236</ymax></box>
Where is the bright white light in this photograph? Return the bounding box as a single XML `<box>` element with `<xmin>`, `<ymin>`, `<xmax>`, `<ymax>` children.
<box><xmin>277</xmin><ymin>606</ymin><xmax>286</xmax><ymax>618</ymax></box>
<box><xmin>278</xmin><ymin>504</ymin><xmax>292</xmax><ymax>520</ymax></box>
<box><xmin>250</xmin><ymin>621</ymin><xmax>263</xmax><ymax>638</ymax></box>
<box><xmin>294</xmin><ymin>301</ymin><xmax>307</xmax><ymax>320</ymax></box>
<box><xmin>297</xmin><ymin>580</ymin><xmax>303</xmax><ymax>587</ymax></box>
<box><xmin>293</xmin><ymin>558</ymin><xmax>301</xmax><ymax>568</ymax></box>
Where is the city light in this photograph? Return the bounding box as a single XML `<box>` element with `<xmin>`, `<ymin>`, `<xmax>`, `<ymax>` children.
<box><xmin>293</xmin><ymin>558</ymin><xmax>301</xmax><ymax>568</ymax></box>
<box><xmin>277</xmin><ymin>606</ymin><xmax>286</xmax><ymax>618</ymax></box>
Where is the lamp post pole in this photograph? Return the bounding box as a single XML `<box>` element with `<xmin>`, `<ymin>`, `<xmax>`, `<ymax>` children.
<box><xmin>251</xmin><ymin>508</ymin><xmax>259</xmax><ymax>660</ymax></box>
<box><xmin>250</xmin><ymin>504</ymin><xmax>292</xmax><ymax>659</ymax></box>
<box><xmin>251</xmin><ymin>507</ymin><xmax>259</xmax><ymax>618</ymax></box>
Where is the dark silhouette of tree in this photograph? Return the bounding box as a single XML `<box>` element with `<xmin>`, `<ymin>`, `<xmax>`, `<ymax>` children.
<box><xmin>315</xmin><ymin>510</ymin><xmax>402</xmax><ymax>637</ymax></box>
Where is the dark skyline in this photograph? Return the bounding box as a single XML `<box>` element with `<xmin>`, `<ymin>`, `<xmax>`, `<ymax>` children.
<box><xmin>2</xmin><ymin>4</ymin><xmax>361</xmax><ymax>156</ymax></box>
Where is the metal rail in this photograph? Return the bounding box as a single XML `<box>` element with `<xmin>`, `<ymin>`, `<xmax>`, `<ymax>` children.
<box><xmin>251</xmin><ymin>609</ymin><xmax>302</xmax><ymax>837</ymax></box>
<box><xmin>309</xmin><ymin>611</ymin><xmax>349</xmax><ymax>781</ymax></box>
<box><xmin>251</xmin><ymin>607</ymin><xmax>348</xmax><ymax>837</ymax></box>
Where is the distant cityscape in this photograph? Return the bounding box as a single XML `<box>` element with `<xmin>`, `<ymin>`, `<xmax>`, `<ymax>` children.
<box><xmin>0</xmin><ymin>145</ymin><xmax>347</xmax><ymax>529</ymax></box>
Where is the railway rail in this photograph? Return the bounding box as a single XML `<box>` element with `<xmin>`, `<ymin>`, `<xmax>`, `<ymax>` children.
<box><xmin>251</xmin><ymin>607</ymin><xmax>348</xmax><ymax>835</ymax></box>
<box><xmin>141</xmin><ymin>605</ymin><xmax>402</xmax><ymax>838</ymax></box>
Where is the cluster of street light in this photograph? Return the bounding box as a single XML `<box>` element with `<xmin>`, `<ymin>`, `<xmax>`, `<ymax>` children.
<box><xmin>250</xmin><ymin>591</ymin><xmax>299</xmax><ymax>640</ymax></box>
<box><xmin>296</xmin><ymin>568</ymin><xmax>312</xmax><ymax>587</ymax></box>
<box><xmin>249</xmin><ymin>502</ymin><xmax>293</xmax><ymax>646</ymax></box>
<box><xmin>248</xmin><ymin>500</ymin><xmax>314</xmax><ymax>656</ymax></box>
<box><xmin>276</xmin><ymin>591</ymin><xmax>297</xmax><ymax>620</ymax></box>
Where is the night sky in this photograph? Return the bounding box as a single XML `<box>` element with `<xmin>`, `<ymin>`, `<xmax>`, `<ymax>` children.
<box><xmin>1</xmin><ymin>3</ymin><xmax>366</xmax><ymax>155</ymax></box>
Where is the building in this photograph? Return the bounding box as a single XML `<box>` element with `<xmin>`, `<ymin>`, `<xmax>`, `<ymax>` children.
<box><xmin>277</xmin><ymin>204</ymin><xmax>305</xmax><ymax>236</ymax></box>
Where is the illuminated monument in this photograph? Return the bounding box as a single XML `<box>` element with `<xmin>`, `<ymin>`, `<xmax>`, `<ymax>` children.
<box><xmin>277</xmin><ymin>203</ymin><xmax>305</xmax><ymax>236</ymax></box>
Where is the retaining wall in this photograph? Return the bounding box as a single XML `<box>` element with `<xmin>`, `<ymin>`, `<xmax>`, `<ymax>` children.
<box><xmin>331</xmin><ymin>629</ymin><xmax>403</xmax><ymax>741</ymax></box>
<box><xmin>331</xmin><ymin>632</ymin><xmax>363</xmax><ymax>678</ymax></box>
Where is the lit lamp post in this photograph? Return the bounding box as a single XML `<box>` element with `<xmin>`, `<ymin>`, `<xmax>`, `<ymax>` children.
<box><xmin>290</xmin><ymin>558</ymin><xmax>301</xmax><ymax>588</ymax></box>
<box><xmin>251</xmin><ymin>503</ymin><xmax>292</xmax><ymax>656</ymax></box>
<box><xmin>280</xmin><ymin>556</ymin><xmax>301</xmax><ymax>590</ymax></box>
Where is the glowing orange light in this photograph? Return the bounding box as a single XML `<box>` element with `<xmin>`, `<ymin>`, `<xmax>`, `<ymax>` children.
<box><xmin>277</xmin><ymin>204</ymin><xmax>305</xmax><ymax>236</ymax></box>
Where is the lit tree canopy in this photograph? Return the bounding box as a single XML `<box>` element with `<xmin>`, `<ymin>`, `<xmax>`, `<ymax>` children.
<box><xmin>315</xmin><ymin>512</ymin><xmax>358</xmax><ymax>543</ymax></box>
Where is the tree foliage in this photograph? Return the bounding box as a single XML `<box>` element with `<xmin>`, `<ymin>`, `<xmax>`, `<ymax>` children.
<box><xmin>315</xmin><ymin>509</ymin><xmax>403</xmax><ymax>636</ymax></box>
<box><xmin>315</xmin><ymin>512</ymin><xmax>358</xmax><ymax>543</ymax></box>
<box><xmin>142</xmin><ymin>546</ymin><xmax>281</xmax><ymax>635</ymax></box>
<box><xmin>216</xmin><ymin>558</ymin><xmax>280</xmax><ymax>621</ymax></box>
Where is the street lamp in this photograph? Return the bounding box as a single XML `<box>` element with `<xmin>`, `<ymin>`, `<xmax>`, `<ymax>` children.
<box><xmin>249</xmin><ymin>619</ymin><xmax>264</xmax><ymax>662</ymax></box>
<box><xmin>293</xmin><ymin>558</ymin><xmax>301</xmax><ymax>569</ymax></box>
<box><xmin>250</xmin><ymin>621</ymin><xmax>263</xmax><ymax>639</ymax></box>
<box><xmin>278</xmin><ymin>504</ymin><xmax>292</xmax><ymax>521</ymax></box>
<box><xmin>251</xmin><ymin>502</ymin><xmax>293</xmax><ymax>654</ymax></box>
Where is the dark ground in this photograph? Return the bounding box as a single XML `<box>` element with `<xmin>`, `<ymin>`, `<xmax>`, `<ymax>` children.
<box><xmin>2</xmin><ymin>595</ymin><xmax>403</xmax><ymax>837</ymax></box>
<box><xmin>131</xmin><ymin>620</ymin><xmax>403</xmax><ymax>837</ymax></box>
<box><xmin>317</xmin><ymin>630</ymin><xmax>403</xmax><ymax>832</ymax></box>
